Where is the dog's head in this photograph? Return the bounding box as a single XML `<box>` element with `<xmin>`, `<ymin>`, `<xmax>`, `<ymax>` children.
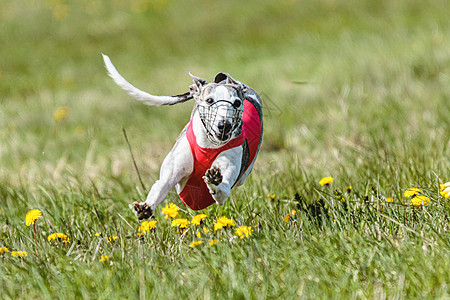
<box><xmin>190</xmin><ymin>73</ymin><xmax>245</xmax><ymax>146</ymax></box>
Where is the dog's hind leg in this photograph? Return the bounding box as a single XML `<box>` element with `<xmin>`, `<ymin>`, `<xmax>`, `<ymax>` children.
<box><xmin>203</xmin><ymin>146</ymin><xmax>243</xmax><ymax>206</ymax></box>
<box><xmin>132</xmin><ymin>136</ymin><xmax>193</xmax><ymax>219</ymax></box>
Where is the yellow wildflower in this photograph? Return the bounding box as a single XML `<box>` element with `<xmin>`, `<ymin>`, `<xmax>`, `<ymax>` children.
<box><xmin>213</xmin><ymin>223</ymin><xmax>222</xmax><ymax>231</ymax></box>
<box><xmin>161</xmin><ymin>203</ymin><xmax>180</xmax><ymax>219</ymax></box>
<box><xmin>410</xmin><ymin>195</ymin><xmax>431</xmax><ymax>206</ymax></box>
<box><xmin>54</xmin><ymin>106</ymin><xmax>68</xmax><ymax>122</ymax></box>
<box><xmin>196</xmin><ymin>231</ymin><xmax>202</xmax><ymax>238</ymax></box>
<box><xmin>189</xmin><ymin>240</ymin><xmax>203</xmax><ymax>248</ymax></box>
<box><xmin>95</xmin><ymin>232</ymin><xmax>102</xmax><ymax>237</ymax></box>
<box><xmin>137</xmin><ymin>220</ymin><xmax>157</xmax><ymax>236</ymax></box>
<box><xmin>171</xmin><ymin>218</ymin><xmax>190</xmax><ymax>228</ymax></box>
<box><xmin>440</xmin><ymin>182</ymin><xmax>450</xmax><ymax>199</ymax></box>
<box><xmin>100</xmin><ymin>255</ymin><xmax>109</xmax><ymax>262</ymax></box>
<box><xmin>0</xmin><ymin>247</ymin><xmax>9</xmax><ymax>254</ymax></box>
<box><xmin>191</xmin><ymin>214</ymin><xmax>207</xmax><ymax>225</ymax></box>
<box><xmin>214</xmin><ymin>216</ymin><xmax>235</xmax><ymax>231</ymax></box>
<box><xmin>284</xmin><ymin>214</ymin><xmax>290</xmax><ymax>223</ymax></box>
<box><xmin>404</xmin><ymin>188</ymin><xmax>422</xmax><ymax>197</ymax></box>
<box><xmin>284</xmin><ymin>210</ymin><xmax>296</xmax><ymax>223</ymax></box>
<box><xmin>384</xmin><ymin>197</ymin><xmax>394</xmax><ymax>203</ymax></box>
<box><xmin>267</xmin><ymin>193</ymin><xmax>275</xmax><ymax>200</ymax></box>
<box><xmin>11</xmin><ymin>251</ymin><xmax>27</xmax><ymax>257</ymax></box>
<box><xmin>319</xmin><ymin>177</ymin><xmax>334</xmax><ymax>186</ymax></box>
<box><xmin>346</xmin><ymin>186</ymin><xmax>352</xmax><ymax>193</ymax></box>
<box><xmin>25</xmin><ymin>209</ymin><xmax>42</xmax><ymax>226</ymax></box>
<box><xmin>235</xmin><ymin>226</ymin><xmax>253</xmax><ymax>239</ymax></box>
<box><xmin>203</xmin><ymin>227</ymin><xmax>209</xmax><ymax>234</ymax></box>
<box><xmin>108</xmin><ymin>236</ymin><xmax>119</xmax><ymax>242</ymax></box>
<box><xmin>48</xmin><ymin>233</ymin><xmax>70</xmax><ymax>243</ymax></box>
<box><xmin>209</xmin><ymin>239</ymin><xmax>219</xmax><ymax>246</ymax></box>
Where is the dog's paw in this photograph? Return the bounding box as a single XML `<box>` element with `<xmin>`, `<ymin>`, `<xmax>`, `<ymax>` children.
<box><xmin>203</xmin><ymin>166</ymin><xmax>223</xmax><ymax>186</ymax></box>
<box><xmin>130</xmin><ymin>202</ymin><xmax>154</xmax><ymax>220</ymax></box>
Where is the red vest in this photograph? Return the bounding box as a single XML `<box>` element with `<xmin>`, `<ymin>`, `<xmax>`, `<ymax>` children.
<box><xmin>178</xmin><ymin>100</ymin><xmax>262</xmax><ymax>210</ymax></box>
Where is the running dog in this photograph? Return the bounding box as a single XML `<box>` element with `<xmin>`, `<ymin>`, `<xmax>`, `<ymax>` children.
<box><xmin>102</xmin><ymin>54</ymin><xmax>263</xmax><ymax>219</ymax></box>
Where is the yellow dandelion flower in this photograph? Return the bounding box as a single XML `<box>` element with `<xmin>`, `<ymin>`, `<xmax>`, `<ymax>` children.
<box><xmin>25</xmin><ymin>209</ymin><xmax>42</xmax><ymax>226</ymax></box>
<box><xmin>319</xmin><ymin>177</ymin><xmax>334</xmax><ymax>186</ymax></box>
<box><xmin>108</xmin><ymin>236</ymin><xmax>119</xmax><ymax>242</ymax></box>
<box><xmin>48</xmin><ymin>233</ymin><xmax>70</xmax><ymax>243</ymax></box>
<box><xmin>441</xmin><ymin>190</ymin><xmax>450</xmax><ymax>199</ymax></box>
<box><xmin>235</xmin><ymin>226</ymin><xmax>253</xmax><ymax>239</ymax></box>
<box><xmin>171</xmin><ymin>218</ymin><xmax>190</xmax><ymax>228</ymax></box>
<box><xmin>100</xmin><ymin>255</ymin><xmax>109</xmax><ymax>262</ymax></box>
<box><xmin>191</xmin><ymin>214</ymin><xmax>207</xmax><ymax>225</ymax></box>
<box><xmin>384</xmin><ymin>197</ymin><xmax>394</xmax><ymax>203</ymax></box>
<box><xmin>214</xmin><ymin>216</ymin><xmax>235</xmax><ymax>231</ymax></box>
<box><xmin>196</xmin><ymin>231</ymin><xmax>202</xmax><ymax>238</ymax></box>
<box><xmin>284</xmin><ymin>210</ymin><xmax>296</xmax><ymax>223</ymax></box>
<box><xmin>267</xmin><ymin>193</ymin><xmax>275</xmax><ymax>199</ymax></box>
<box><xmin>440</xmin><ymin>182</ymin><xmax>450</xmax><ymax>199</ymax></box>
<box><xmin>346</xmin><ymin>186</ymin><xmax>352</xmax><ymax>193</ymax></box>
<box><xmin>137</xmin><ymin>220</ymin><xmax>157</xmax><ymax>236</ymax></box>
<box><xmin>284</xmin><ymin>214</ymin><xmax>290</xmax><ymax>223</ymax></box>
<box><xmin>209</xmin><ymin>239</ymin><xmax>219</xmax><ymax>246</ymax></box>
<box><xmin>11</xmin><ymin>251</ymin><xmax>27</xmax><ymax>257</ymax></box>
<box><xmin>189</xmin><ymin>240</ymin><xmax>203</xmax><ymax>248</ymax></box>
<box><xmin>161</xmin><ymin>203</ymin><xmax>180</xmax><ymax>219</ymax></box>
<box><xmin>404</xmin><ymin>188</ymin><xmax>422</xmax><ymax>197</ymax></box>
<box><xmin>0</xmin><ymin>247</ymin><xmax>9</xmax><ymax>254</ymax></box>
<box><xmin>214</xmin><ymin>222</ymin><xmax>223</xmax><ymax>231</ymax></box>
<box><xmin>410</xmin><ymin>195</ymin><xmax>431</xmax><ymax>206</ymax></box>
<box><xmin>95</xmin><ymin>232</ymin><xmax>102</xmax><ymax>237</ymax></box>
<box><xmin>53</xmin><ymin>106</ymin><xmax>68</xmax><ymax>122</ymax></box>
<box><xmin>203</xmin><ymin>227</ymin><xmax>209</xmax><ymax>234</ymax></box>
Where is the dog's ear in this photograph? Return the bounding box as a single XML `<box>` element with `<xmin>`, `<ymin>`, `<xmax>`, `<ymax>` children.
<box><xmin>214</xmin><ymin>72</ymin><xmax>239</xmax><ymax>85</ymax></box>
<box><xmin>189</xmin><ymin>72</ymin><xmax>207</xmax><ymax>95</ymax></box>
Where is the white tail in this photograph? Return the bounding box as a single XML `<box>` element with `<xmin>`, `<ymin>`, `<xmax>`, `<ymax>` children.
<box><xmin>102</xmin><ymin>54</ymin><xmax>192</xmax><ymax>106</ymax></box>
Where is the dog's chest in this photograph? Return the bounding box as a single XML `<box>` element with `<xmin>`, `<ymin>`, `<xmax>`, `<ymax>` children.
<box><xmin>178</xmin><ymin>100</ymin><xmax>262</xmax><ymax>210</ymax></box>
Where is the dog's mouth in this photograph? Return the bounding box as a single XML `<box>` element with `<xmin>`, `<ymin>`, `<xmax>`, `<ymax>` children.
<box><xmin>215</xmin><ymin>120</ymin><xmax>233</xmax><ymax>141</ymax></box>
<box><xmin>198</xmin><ymin>101</ymin><xmax>243</xmax><ymax>146</ymax></box>
<box><xmin>216</xmin><ymin>132</ymin><xmax>231</xmax><ymax>142</ymax></box>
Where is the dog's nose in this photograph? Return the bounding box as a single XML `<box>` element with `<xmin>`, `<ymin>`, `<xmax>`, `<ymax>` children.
<box><xmin>218</xmin><ymin>120</ymin><xmax>232</xmax><ymax>135</ymax></box>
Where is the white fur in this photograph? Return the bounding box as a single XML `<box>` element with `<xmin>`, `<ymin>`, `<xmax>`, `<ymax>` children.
<box><xmin>102</xmin><ymin>54</ymin><xmax>186</xmax><ymax>106</ymax></box>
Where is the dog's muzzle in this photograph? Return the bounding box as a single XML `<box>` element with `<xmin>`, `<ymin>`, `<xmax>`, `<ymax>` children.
<box><xmin>198</xmin><ymin>100</ymin><xmax>243</xmax><ymax>146</ymax></box>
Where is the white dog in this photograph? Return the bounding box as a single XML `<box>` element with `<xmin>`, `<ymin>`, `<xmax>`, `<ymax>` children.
<box><xmin>102</xmin><ymin>55</ymin><xmax>263</xmax><ymax>219</ymax></box>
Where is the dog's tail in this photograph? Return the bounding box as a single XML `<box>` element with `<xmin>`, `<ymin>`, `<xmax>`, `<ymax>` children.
<box><xmin>102</xmin><ymin>54</ymin><xmax>193</xmax><ymax>106</ymax></box>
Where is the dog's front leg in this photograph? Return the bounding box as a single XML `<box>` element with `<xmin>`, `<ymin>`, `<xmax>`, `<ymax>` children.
<box><xmin>203</xmin><ymin>146</ymin><xmax>243</xmax><ymax>206</ymax></box>
<box><xmin>133</xmin><ymin>136</ymin><xmax>193</xmax><ymax>219</ymax></box>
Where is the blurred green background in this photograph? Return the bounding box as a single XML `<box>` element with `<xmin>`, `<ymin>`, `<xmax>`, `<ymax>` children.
<box><xmin>1</xmin><ymin>0</ymin><xmax>449</xmax><ymax>189</ymax></box>
<box><xmin>1</xmin><ymin>0</ymin><xmax>450</xmax><ymax>298</ymax></box>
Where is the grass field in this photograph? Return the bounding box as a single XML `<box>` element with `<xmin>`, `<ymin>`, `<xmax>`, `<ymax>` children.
<box><xmin>1</xmin><ymin>0</ymin><xmax>449</xmax><ymax>298</ymax></box>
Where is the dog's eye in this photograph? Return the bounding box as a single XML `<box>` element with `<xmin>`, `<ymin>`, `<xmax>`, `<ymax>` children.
<box><xmin>206</xmin><ymin>98</ymin><xmax>214</xmax><ymax>104</ymax></box>
<box><xmin>233</xmin><ymin>99</ymin><xmax>242</xmax><ymax>108</ymax></box>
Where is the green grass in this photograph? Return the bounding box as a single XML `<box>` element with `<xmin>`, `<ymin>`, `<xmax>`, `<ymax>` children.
<box><xmin>1</xmin><ymin>0</ymin><xmax>449</xmax><ymax>298</ymax></box>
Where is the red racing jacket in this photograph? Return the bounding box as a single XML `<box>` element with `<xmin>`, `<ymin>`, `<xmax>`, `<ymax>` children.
<box><xmin>178</xmin><ymin>99</ymin><xmax>262</xmax><ymax>210</ymax></box>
